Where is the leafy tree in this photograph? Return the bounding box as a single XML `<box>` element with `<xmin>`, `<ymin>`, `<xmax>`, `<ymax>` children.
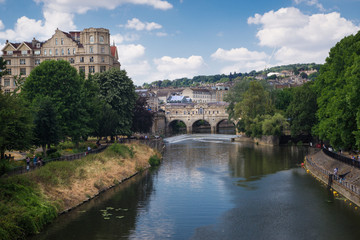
<box><xmin>131</xmin><ymin>96</ymin><xmax>154</xmax><ymax>133</ymax></box>
<box><xmin>94</xmin><ymin>68</ymin><xmax>136</xmax><ymax>136</ymax></box>
<box><xmin>32</xmin><ymin>97</ymin><xmax>60</xmax><ymax>156</ymax></box>
<box><xmin>92</xmin><ymin>103</ymin><xmax>120</xmax><ymax>138</ymax></box>
<box><xmin>224</xmin><ymin>78</ymin><xmax>251</xmax><ymax>120</ymax></box>
<box><xmin>21</xmin><ymin>60</ymin><xmax>86</xmax><ymax>144</ymax></box>
<box><xmin>286</xmin><ymin>82</ymin><xmax>317</xmax><ymax>137</ymax></box>
<box><xmin>272</xmin><ymin>88</ymin><xmax>293</xmax><ymax>112</ymax></box>
<box><xmin>300</xmin><ymin>72</ymin><xmax>308</xmax><ymax>79</ymax></box>
<box><xmin>313</xmin><ymin>30</ymin><xmax>360</xmax><ymax>150</ymax></box>
<box><xmin>0</xmin><ymin>94</ymin><xmax>33</xmax><ymax>159</ymax></box>
<box><xmin>262</xmin><ymin>113</ymin><xmax>289</xmax><ymax>136</ymax></box>
<box><xmin>0</xmin><ymin>57</ymin><xmax>7</xmax><ymax>79</ymax></box>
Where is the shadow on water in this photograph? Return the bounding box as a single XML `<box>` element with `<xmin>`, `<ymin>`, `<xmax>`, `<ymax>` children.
<box><xmin>29</xmin><ymin>169</ymin><xmax>158</xmax><ymax>240</ymax></box>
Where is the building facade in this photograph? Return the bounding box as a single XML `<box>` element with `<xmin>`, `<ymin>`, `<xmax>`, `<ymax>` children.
<box><xmin>1</xmin><ymin>28</ymin><xmax>120</xmax><ymax>93</ymax></box>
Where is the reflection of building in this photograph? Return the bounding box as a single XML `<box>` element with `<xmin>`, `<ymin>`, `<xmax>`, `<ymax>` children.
<box><xmin>1</xmin><ymin>27</ymin><xmax>120</xmax><ymax>93</ymax></box>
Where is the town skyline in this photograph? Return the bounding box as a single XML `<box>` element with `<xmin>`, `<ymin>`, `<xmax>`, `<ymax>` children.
<box><xmin>0</xmin><ymin>0</ymin><xmax>360</xmax><ymax>86</ymax></box>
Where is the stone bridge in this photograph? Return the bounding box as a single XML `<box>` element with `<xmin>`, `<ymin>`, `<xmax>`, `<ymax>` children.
<box><xmin>164</xmin><ymin>102</ymin><xmax>235</xmax><ymax>134</ymax></box>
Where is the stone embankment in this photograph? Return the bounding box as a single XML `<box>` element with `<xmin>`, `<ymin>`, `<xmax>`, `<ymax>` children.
<box><xmin>233</xmin><ymin>135</ymin><xmax>279</xmax><ymax>146</ymax></box>
<box><xmin>306</xmin><ymin>150</ymin><xmax>360</xmax><ymax>207</ymax></box>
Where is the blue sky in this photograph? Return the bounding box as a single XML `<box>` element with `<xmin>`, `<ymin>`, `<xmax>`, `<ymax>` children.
<box><xmin>0</xmin><ymin>0</ymin><xmax>360</xmax><ymax>86</ymax></box>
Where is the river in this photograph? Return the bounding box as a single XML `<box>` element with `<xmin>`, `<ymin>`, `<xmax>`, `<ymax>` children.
<box><xmin>30</xmin><ymin>134</ymin><xmax>360</xmax><ymax>240</ymax></box>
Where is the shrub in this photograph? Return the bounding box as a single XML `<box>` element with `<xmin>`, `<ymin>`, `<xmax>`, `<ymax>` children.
<box><xmin>107</xmin><ymin>143</ymin><xmax>134</xmax><ymax>159</ymax></box>
<box><xmin>149</xmin><ymin>154</ymin><xmax>161</xmax><ymax>167</ymax></box>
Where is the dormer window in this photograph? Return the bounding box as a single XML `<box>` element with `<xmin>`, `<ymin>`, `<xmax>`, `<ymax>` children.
<box><xmin>90</xmin><ymin>35</ymin><xmax>94</xmax><ymax>43</ymax></box>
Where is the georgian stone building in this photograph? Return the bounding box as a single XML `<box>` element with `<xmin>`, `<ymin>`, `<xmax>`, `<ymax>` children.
<box><xmin>1</xmin><ymin>28</ymin><xmax>120</xmax><ymax>93</ymax></box>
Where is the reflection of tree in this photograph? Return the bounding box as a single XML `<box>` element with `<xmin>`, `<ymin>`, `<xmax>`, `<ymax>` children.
<box><xmin>32</xmin><ymin>170</ymin><xmax>156</xmax><ymax>240</ymax></box>
<box><xmin>228</xmin><ymin>143</ymin><xmax>307</xmax><ymax>181</ymax></box>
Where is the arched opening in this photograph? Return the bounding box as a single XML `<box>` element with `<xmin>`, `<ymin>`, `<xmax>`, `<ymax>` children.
<box><xmin>169</xmin><ymin>120</ymin><xmax>187</xmax><ymax>135</ymax></box>
<box><xmin>217</xmin><ymin>119</ymin><xmax>236</xmax><ymax>134</ymax></box>
<box><xmin>192</xmin><ymin>120</ymin><xmax>211</xmax><ymax>134</ymax></box>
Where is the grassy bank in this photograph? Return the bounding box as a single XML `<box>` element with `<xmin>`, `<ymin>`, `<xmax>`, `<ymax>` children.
<box><xmin>0</xmin><ymin>143</ymin><xmax>161</xmax><ymax>240</ymax></box>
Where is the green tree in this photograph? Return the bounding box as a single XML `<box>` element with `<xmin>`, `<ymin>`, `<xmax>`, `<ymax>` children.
<box><xmin>313</xmin><ymin>31</ymin><xmax>360</xmax><ymax>150</ymax></box>
<box><xmin>0</xmin><ymin>57</ymin><xmax>7</xmax><ymax>79</ymax></box>
<box><xmin>21</xmin><ymin>60</ymin><xmax>86</xmax><ymax>144</ymax></box>
<box><xmin>272</xmin><ymin>88</ymin><xmax>293</xmax><ymax>112</ymax></box>
<box><xmin>0</xmin><ymin>94</ymin><xmax>33</xmax><ymax>159</ymax></box>
<box><xmin>94</xmin><ymin>68</ymin><xmax>136</xmax><ymax>136</ymax></box>
<box><xmin>131</xmin><ymin>96</ymin><xmax>154</xmax><ymax>133</ymax></box>
<box><xmin>92</xmin><ymin>103</ymin><xmax>120</xmax><ymax>138</ymax></box>
<box><xmin>262</xmin><ymin>113</ymin><xmax>289</xmax><ymax>136</ymax></box>
<box><xmin>286</xmin><ymin>82</ymin><xmax>317</xmax><ymax>137</ymax></box>
<box><xmin>32</xmin><ymin>97</ymin><xmax>60</xmax><ymax>156</ymax></box>
<box><xmin>224</xmin><ymin>77</ymin><xmax>251</xmax><ymax>120</ymax></box>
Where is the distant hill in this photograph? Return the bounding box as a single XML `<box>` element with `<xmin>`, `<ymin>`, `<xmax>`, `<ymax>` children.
<box><xmin>141</xmin><ymin>63</ymin><xmax>322</xmax><ymax>88</ymax></box>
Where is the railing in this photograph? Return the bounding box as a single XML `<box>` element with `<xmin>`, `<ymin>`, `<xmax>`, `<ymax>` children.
<box><xmin>322</xmin><ymin>148</ymin><xmax>360</xmax><ymax>169</ymax></box>
<box><xmin>306</xmin><ymin>156</ymin><xmax>360</xmax><ymax>195</ymax></box>
<box><xmin>3</xmin><ymin>139</ymin><xmax>165</xmax><ymax>177</ymax></box>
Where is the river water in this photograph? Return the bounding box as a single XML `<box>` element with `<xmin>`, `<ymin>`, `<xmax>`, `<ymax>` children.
<box><xmin>31</xmin><ymin>134</ymin><xmax>360</xmax><ymax>240</ymax></box>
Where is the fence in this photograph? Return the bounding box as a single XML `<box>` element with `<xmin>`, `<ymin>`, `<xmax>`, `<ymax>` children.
<box><xmin>306</xmin><ymin>156</ymin><xmax>360</xmax><ymax>195</ymax></box>
<box><xmin>322</xmin><ymin>148</ymin><xmax>360</xmax><ymax>169</ymax></box>
<box><xmin>3</xmin><ymin>139</ymin><xmax>165</xmax><ymax>177</ymax></box>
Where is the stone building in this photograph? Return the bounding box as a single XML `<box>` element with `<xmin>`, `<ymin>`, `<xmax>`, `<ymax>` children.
<box><xmin>1</xmin><ymin>27</ymin><xmax>120</xmax><ymax>93</ymax></box>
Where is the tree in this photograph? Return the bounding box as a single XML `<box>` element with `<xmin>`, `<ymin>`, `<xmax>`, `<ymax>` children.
<box><xmin>131</xmin><ymin>96</ymin><xmax>154</xmax><ymax>133</ymax></box>
<box><xmin>272</xmin><ymin>88</ymin><xmax>293</xmax><ymax>112</ymax></box>
<box><xmin>313</xmin><ymin>31</ymin><xmax>360</xmax><ymax>150</ymax></box>
<box><xmin>92</xmin><ymin>103</ymin><xmax>120</xmax><ymax>138</ymax></box>
<box><xmin>300</xmin><ymin>72</ymin><xmax>308</xmax><ymax>79</ymax></box>
<box><xmin>262</xmin><ymin>113</ymin><xmax>289</xmax><ymax>137</ymax></box>
<box><xmin>32</xmin><ymin>97</ymin><xmax>60</xmax><ymax>156</ymax></box>
<box><xmin>94</xmin><ymin>68</ymin><xmax>136</xmax><ymax>136</ymax></box>
<box><xmin>21</xmin><ymin>60</ymin><xmax>86</xmax><ymax>144</ymax></box>
<box><xmin>0</xmin><ymin>94</ymin><xmax>33</xmax><ymax>159</ymax></box>
<box><xmin>286</xmin><ymin>82</ymin><xmax>317</xmax><ymax>137</ymax></box>
<box><xmin>0</xmin><ymin>57</ymin><xmax>7</xmax><ymax>79</ymax></box>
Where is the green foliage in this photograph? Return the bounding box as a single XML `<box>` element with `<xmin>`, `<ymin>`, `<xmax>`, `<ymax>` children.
<box><xmin>0</xmin><ymin>93</ymin><xmax>33</xmax><ymax>159</ymax></box>
<box><xmin>21</xmin><ymin>60</ymin><xmax>87</xmax><ymax>144</ymax></box>
<box><xmin>262</xmin><ymin>113</ymin><xmax>289</xmax><ymax>136</ymax></box>
<box><xmin>0</xmin><ymin>176</ymin><xmax>57</xmax><ymax>239</ymax></box>
<box><xmin>131</xmin><ymin>96</ymin><xmax>154</xmax><ymax>133</ymax></box>
<box><xmin>107</xmin><ymin>143</ymin><xmax>134</xmax><ymax>159</ymax></box>
<box><xmin>286</xmin><ymin>82</ymin><xmax>317</xmax><ymax>137</ymax></box>
<box><xmin>313</xmin><ymin>30</ymin><xmax>360</xmax><ymax>150</ymax></box>
<box><xmin>272</xmin><ymin>88</ymin><xmax>293</xmax><ymax>112</ymax></box>
<box><xmin>94</xmin><ymin>68</ymin><xmax>136</xmax><ymax>136</ymax></box>
<box><xmin>149</xmin><ymin>154</ymin><xmax>161</xmax><ymax>167</ymax></box>
<box><xmin>0</xmin><ymin>57</ymin><xmax>7</xmax><ymax>79</ymax></box>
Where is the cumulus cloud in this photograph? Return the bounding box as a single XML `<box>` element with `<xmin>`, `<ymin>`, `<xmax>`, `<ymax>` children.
<box><xmin>123</xmin><ymin>18</ymin><xmax>162</xmax><ymax>31</ymax></box>
<box><xmin>211</xmin><ymin>47</ymin><xmax>268</xmax><ymax>62</ymax></box>
<box><xmin>117</xmin><ymin>44</ymin><xmax>145</xmax><ymax>62</ymax></box>
<box><xmin>248</xmin><ymin>7</ymin><xmax>360</xmax><ymax>64</ymax></box>
<box><xmin>294</xmin><ymin>0</ymin><xmax>325</xmax><ymax>11</ymax></box>
<box><xmin>154</xmin><ymin>55</ymin><xmax>204</xmax><ymax>80</ymax></box>
<box><xmin>0</xmin><ymin>20</ymin><xmax>4</xmax><ymax>30</ymax></box>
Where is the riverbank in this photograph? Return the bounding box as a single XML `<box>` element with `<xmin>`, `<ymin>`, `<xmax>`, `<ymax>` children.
<box><xmin>233</xmin><ymin>135</ymin><xmax>279</xmax><ymax>146</ymax></box>
<box><xmin>0</xmin><ymin>143</ymin><xmax>161</xmax><ymax>240</ymax></box>
<box><xmin>305</xmin><ymin>150</ymin><xmax>360</xmax><ymax>207</ymax></box>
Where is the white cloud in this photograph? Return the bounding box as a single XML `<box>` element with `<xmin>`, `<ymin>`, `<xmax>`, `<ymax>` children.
<box><xmin>248</xmin><ymin>7</ymin><xmax>360</xmax><ymax>64</ymax></box>
<box><xmin>123</xmin><ymin>18</ymin><xmax>162</xmax><ymax>31</ymax></box>
<box><xmin>211</xmin><ymin>48</ymin><xmax>268</xmax><ymax>62</ymax></box>
<box><xmin>117</xmin><ymin>44</ymin><xmax>145</xmax><ymax>62</ymax></box>
<box><xmin>154</xmin><ymin>55</ymin><xmax>204</xmax><ymax>80</ymax></box>
<box><xmin>0</xmin><ymin>20</ymin><xmax>4</xmax><ymax>30</ymax></box>
<box><xmin>219</xmin><ymin>61</ymin><xmax>268</xmax><ymax>75</ymax></box>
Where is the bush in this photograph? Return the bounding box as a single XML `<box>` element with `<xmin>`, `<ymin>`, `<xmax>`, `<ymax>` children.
<box><xmin>149</xmin><ymin>154</ymin><xmax>161</xmax><ymax>167</ymax></box>
<box><xmin>107</xmin><ymin>143</ymin><xmax>134</xmax><ymax>159</ymax></box>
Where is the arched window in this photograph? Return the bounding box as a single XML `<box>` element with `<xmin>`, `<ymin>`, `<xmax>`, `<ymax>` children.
<box><xmin>90</xmin><ymin>35</ymin><xmax>94</xmax><ymax>43</ymax></box>
<box><xmin>99</xmin><ymin>35</ymin><xmax>104</xmax><ymax>42</ymax></box>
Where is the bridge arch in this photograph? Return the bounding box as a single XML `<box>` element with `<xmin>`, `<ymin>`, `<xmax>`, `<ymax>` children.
<box><xmin>192</xmin><ymin>119</ymin><xmax>211</xmax><ymax>134</ymax></box>
<box><xmin>215</xmin><ymin>119</ymin><xmax>236</xmax><ymax>134</ymax></box>
<box><xmin>168</xmin><ymin>119</ymin><xmax>187</xmax><ymax>135</ymax></box>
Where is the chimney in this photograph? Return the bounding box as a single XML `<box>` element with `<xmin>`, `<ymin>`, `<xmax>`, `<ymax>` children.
<box><xmin>32</xmin><ymin>37</ymin><xmax>37</xmax><ymax>48</ymax></box>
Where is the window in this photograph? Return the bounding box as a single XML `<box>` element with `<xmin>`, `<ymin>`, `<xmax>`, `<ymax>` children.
<box><xmin>90</xmin><ymin>35</ymin><xmax>94</xmax><ymax>43</ymax></box>
<box><xmin>73</xmin><ymin>48</ymin><xmax>76</xmax><ymax>54</ymax></box>
<box><xmin>44</xmin><ymin>49</ymin><xmax>47</xmax><ymax>56</ymax></box>
<box><xmin>4</xmin><ymin>79</ymin><xmax>10</xmax><ymax>87</ymax></box>
<box><xmin>20</xmin><ymin>59</ymin><xmax>26</xmax><ymax>65</ymax></box>
<box><xmin>89</xmin><ymin>46</ymin><xmax>93</xmax><ymax>53</ymax></box>
<box><xmin>99</xmin><ymin>35</ymin><xmax>104</xmax><ymax>42</ymax></box>
<box><xmin>61</xmin><ymin>49</ymin><xmax>64</xmax><ymax>55</ymax></box>
<box><xmin>5</xmin><ymin>60</ymin><xmax>11</xmax><ymax>65</ymax></box>
<box><xmin>55</xmin><ymin>49</ymin><xmax>58</xmax><ymax>55</ymax></box>
<box><xmin>34</xmin><ymin>50</ymin><xmax>41</xmax><ymax>55</ymax></box>
<box><xmin>55</xmin><ymin>38</ymin><xmax>58</xmax><ymax>45</ymax></box>
<box><xmin>90</xmin><ymin>56</ymin><xmax>94</xmax><ymax>62</ymax></box>
<box><xmin>4</xmin><ymin>89</ymin><xmax>10</xmax><ymax>94</ymax></box>
<box><xmin>100</xmin><ymin>66</ymin><xmax>106</xmax><ymax>72</ymax></box>
<box><xmin>79</xmin><ymin>66</ymin><xmax>85</xmax><ymax>73</ymax></box>
<box><xmin>35</xmin><ymin>59</ymin><xmax>41</xmax><ymax>65</ymax></box>
<box><xmin>49</xmin><ymin>49</ymin><xmax>52</xmax><ymax>55</ymax></box>
<box><xmin>101</xmin><ymin>47</ymin><xmax>105</xmax><ymax>53</ymax></box>
<box><xmin>61</xmin><ymin>38</ymin><xmax>64</xmax><ymax>45</ymax></box>
<box><xmin>68</xmin><ymin>48</ymin><xmax>70</xmax><ymax>55</ymax></box>
<box><xmin>20</xmin><ymin>68</ymin><xmax>26</xmax><ymax>75</ymax></box>
<box><xmin>89</xmin><ymin>66</ymin><xmax>95</xmax><ymax>73</ymax></box>
<box><xmin>21</xmin><ymin>50</ymin><xmax>27</xmax><ymax>55</ymax></box>
<box><xmin>69</xmin><ymin>58</ymin><xmax>74</xmax><ymax>64</ymax></box>
<box><xmin>101</xmin><ymin>56</ymin><xmax>105</xmax><ymax>63</ymax></box>
<box><xmin>7</xmin><ymin>51</ymin><xmax>13</xmax><ymax>55</ymax></box>
<box><xmin>6</xmin><ymin>69</ymin><xmax>11</xmax><ymax>75</ymax></box>
<box><xmin>80</xmin><ymin>57</ymin><xmax>84</xmax><ymax>63</ymax></box>
<box><xmin>36</xmin><ymin>43</ymin><xmax>41</xmax><ymax>48</ymax></box>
